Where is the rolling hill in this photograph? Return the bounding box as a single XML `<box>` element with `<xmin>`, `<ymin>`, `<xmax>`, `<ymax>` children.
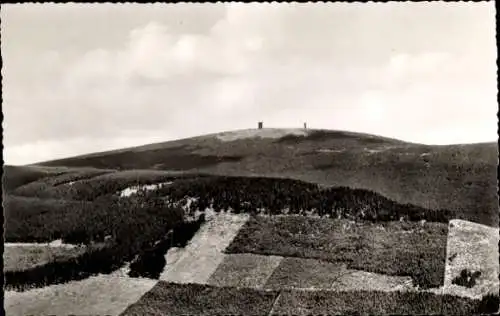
<box><xmin>33</xmin><ymin>128</ymin><xmax>498</xmax><ymax>221</ymax></box>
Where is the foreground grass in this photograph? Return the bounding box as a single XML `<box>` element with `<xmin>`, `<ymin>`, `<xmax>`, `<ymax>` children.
<box><xmin>226</xmin><ymin>216</ymin><xmax>448</xmax><ymax>289</ymax></box>
<box><xmin>271</xmin><ymin>289</ymin><xmax>498</xmax><ymax>315</ymax></box>
<box><xmin>121</xmin><ymin>281</ymin><xmax>498</xmax><ymax>316</ymax></box>
<box><xmin>120</xmin><ymin>281</ymin><xmax>279</xmax><ymax>316</ymax></box>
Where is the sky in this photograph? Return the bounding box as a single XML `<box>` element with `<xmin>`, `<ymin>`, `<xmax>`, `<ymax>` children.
<box><xmin>1</xmin><ymin>2</ymin><xmax>497</xmax><ymax>165</ymax></box>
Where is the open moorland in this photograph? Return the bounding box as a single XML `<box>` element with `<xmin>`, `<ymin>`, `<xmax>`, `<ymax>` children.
<box><xmin>36</xmin><ymin>128</ymin><xmax>498</xmax><ymax>215</ymax></box>
<box><xmin>3</xmin><ymin>128</ymin><xmax>498</xmax><ymax>315</ymax></box>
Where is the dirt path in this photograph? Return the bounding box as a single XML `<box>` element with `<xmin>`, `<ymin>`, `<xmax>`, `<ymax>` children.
<box><xmin>4</xmin><ymin>275</ymin><xmax>157</xmax><ymax>316</ymax></box>
<box><xmin>159</xmin><ymin>213</ymin><xmax>250</xmax><ymax>284</ymax></box>
<box><xmin>440</xmin><ymin>219</ymin><xmax>499</xmax><ymax>299</ymax></box>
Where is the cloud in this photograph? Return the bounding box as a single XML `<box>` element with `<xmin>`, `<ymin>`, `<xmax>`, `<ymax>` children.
<box><xmin>2</xmin><ymin>3</ymin><xmax>497</xmax><ymax>164</ymax></box>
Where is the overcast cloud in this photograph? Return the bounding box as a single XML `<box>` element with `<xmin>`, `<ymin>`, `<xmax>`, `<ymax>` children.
<box><xmin>2</xmin><ymin>2</ymin><xmax>497</xmax><ymax>165</ymax></box>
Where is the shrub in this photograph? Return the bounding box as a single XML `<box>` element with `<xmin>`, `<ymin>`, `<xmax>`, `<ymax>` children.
<box><xmin>476</xmin><ymin>293</ymin><xmax>500</xmax><ymax>314</ymax></box>
<box><xmin>452</xmin><ymin>269</ymin><xmax>482</xmax><ymax>288</ymax></box>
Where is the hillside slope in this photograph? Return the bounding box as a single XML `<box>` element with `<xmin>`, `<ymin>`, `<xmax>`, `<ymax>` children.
<box><xmin>33</xmin><ymin>128</ymin><xmax>498</xmax><ymax>216</ymax></box>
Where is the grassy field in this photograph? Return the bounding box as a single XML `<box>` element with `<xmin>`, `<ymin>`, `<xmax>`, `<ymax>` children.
<box><xmin>32</xmin><ymin>128</ymin><xmax>497</xmax><ymax>217</ymax></box>
<box><xmin>270</xmin><ymin>289</ymin><xmax>496</xmax><ymax>315</ymax></box>
<box><xmin>207</xmin><ymin>253</ymin><xmax>283</xmax><ymax>288</ymax></box>
<box><xmin>226</xmin><ymin>215</ymin><xmax>449</xmax><ymax>289</ymax></box>
<box><xmin>120</xmin><ymin>281</ymin><xmax>279</xmax><ymax>316</ymax></box>
<box><xmin>3</xmin><ymin>246</ymin><xmax>88</xmax><ymax>272</ymax></box>
<box><xmin>120</xmin><ymin>282</ymin><xmax>498</xmax><ymax>316</ymax></box>
<box><xmin>263</xmin><ymin>257</ymin><xmax>349</xmax><ymax>290</ymax></box>
<box><xmin>260</xmin><ymin>256</ymin><xmax>416</xmax><ymax>292</ymax></box>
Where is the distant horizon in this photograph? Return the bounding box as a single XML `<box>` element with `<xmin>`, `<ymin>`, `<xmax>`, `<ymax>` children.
<box><xmin>7</xmin><ymin>126</ymin><xmax>497</xmax><ymax>166</ymax></box>
<box><xmin>2</xmin><ymin>3</ymin><xmax>497</xmax><ymax>165</ymax></box>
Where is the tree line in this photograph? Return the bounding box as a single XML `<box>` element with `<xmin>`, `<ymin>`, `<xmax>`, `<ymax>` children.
<box><xmin>139</xmin><ymin>176</ymin><xmax>453</xmax><ymax>223</ymax></box>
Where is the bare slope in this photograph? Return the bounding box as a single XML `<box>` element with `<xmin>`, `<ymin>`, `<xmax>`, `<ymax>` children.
<box><xmin>31</xmin><ymin>128</ymin><xmax>498</xmax><ymax>215</ymax></box>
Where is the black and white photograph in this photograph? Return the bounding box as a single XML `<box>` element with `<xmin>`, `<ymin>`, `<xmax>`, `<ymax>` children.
<box><xmin>2</xmin><ymin>2</ymin><xmax>499</xmax><ymax>315</ymax></box>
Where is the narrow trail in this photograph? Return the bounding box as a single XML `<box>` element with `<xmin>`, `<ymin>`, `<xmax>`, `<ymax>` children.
<box><xmin>4</xmin><ymin>275</ymin><xmax>157</xmax><ymax>316</ymax></box>
<box><xmin>441</xmin><ymin>219</ymin><xmax>499</xmax><ymax>299</ymax></box>
<box><xmin>160</xmin><ymin>212</ymin><xmax>250</xmax><ymax>284</ymax></box>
